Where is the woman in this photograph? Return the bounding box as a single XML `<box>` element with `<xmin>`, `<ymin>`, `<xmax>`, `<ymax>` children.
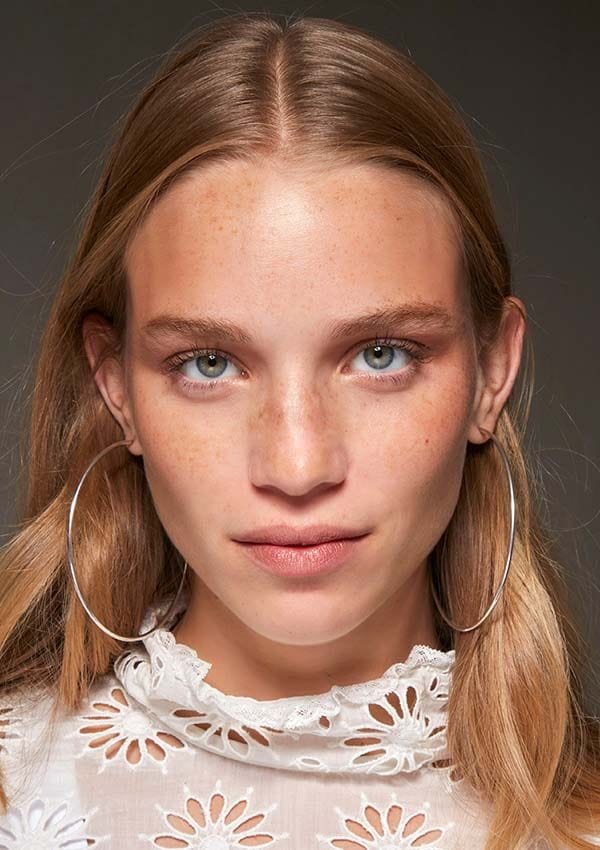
<box><xmin>0</xmin><ymin>11</ymin><xmax>598</xmax><ymax>849</ymax></box>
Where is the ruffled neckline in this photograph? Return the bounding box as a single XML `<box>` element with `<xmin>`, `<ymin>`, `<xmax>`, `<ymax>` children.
<box><xmin>112</xmin><ymin>593</ymin><xmax>456</xmax><ymax>774</ymax></box>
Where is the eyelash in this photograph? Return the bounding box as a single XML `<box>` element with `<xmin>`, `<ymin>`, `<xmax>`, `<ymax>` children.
<box><xmin>163</xmin><ymin>334</ymin><xmax>431</xmax><ymax>394</ymax></box>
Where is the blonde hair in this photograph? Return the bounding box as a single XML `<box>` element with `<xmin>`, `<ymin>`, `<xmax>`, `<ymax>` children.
<box><xmin>0</xmin><ymin>12</ymin><xmax>598</xmax><ymax>848</ymax></box>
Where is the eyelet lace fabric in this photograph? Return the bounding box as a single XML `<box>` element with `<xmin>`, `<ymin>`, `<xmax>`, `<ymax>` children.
<box><xmin>113</xmin><ymin>593</ymin><xmax>456</xmax><ymax>775</ymax></box>
<box><xmin>0</xmin><ymin>592</ymin><xmax>593</xmax><ymax>848</ymax></box>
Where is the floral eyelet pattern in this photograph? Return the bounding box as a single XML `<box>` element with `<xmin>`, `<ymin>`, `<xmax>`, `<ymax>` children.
<box><xmin>139</xmin><ymin>778</ymin><xmax>289</xmax><ymax>847</ymax></box>
<box><xmin>316</xmin><ymin>792</ymin><xmax>454</xmax><ymax>848</ymax></box>
<box><xmin>167</xmin><ymin>706</ymin><xmax>288</xmax><ymax>760</ymax></box>
<box><xmin>335</xmin><ymin>682</ymin><xmax>451</xmax><ymax>775</ymax></box>
<box><xmin>0</xmin><ymin>796</ymin><xmax>108</xmax><ymax>848</ymax></box>
<box><xmin>112</xmin><ymin>595</ymin><xmax>455</xmax><ymax>777</ymax></box>
<box><xmin>68</xmin><ymin>684</ymin><xmax>187</xmax><ymax>773</ymax></box>
<box><xmin>1</xmin><ymin>594</ymin><xmax>568</xmax><ymax>848</ymax></box>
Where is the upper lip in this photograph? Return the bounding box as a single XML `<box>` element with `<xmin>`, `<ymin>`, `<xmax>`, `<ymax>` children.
<box><xmin>233</xmin><ymin>524</ymin><xmax>370</xmax><ymax>546</ymax></box>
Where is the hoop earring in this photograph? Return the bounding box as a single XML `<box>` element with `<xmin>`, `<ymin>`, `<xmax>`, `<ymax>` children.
<box><xmin>66</xmin><ymin>438</ymin><xmax>188</xmax><ymax>642</ymax></box>
<box><xmin>429</xmin><ymin>427</ymin><xmax>516</xmax><ymax>633</ymax></box>
<box><xmin>69</xmin><ymin>430</ymin><xmax>514</xmax><ymax>641</ymax></box>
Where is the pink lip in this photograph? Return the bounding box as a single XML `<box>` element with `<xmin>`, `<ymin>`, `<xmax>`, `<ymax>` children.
<box><xmin>235</xmin><ymin>535</ymin><xmax>369</xmax><ymax>578</ymax></box>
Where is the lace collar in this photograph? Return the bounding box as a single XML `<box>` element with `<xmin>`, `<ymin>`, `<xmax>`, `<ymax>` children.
<box><xmin>113</xmin><ymin>594</ymin><xmax>456</xmax><ymax>775</ymax></box>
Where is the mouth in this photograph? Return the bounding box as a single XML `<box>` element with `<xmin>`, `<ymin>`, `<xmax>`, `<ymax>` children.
<box><xmin>234</xmin><ymin>533</ymin><xmax>371</xmax><ymax>578</ymax></box>
<box><xmin>232</xmin><ymin>524</ymin><xmax>370</xmax><ymax>547</ymax></box>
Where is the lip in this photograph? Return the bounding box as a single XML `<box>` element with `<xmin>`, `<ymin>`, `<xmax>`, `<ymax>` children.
<box><xmin>232</xmin><ymin>523</ymin><xmax>368</xmax><ymax>546</ymax></box>
<box><xmin>234</xmin><ymin>534</ymin><xmax>370</xmax><ymax>578</ymax></box>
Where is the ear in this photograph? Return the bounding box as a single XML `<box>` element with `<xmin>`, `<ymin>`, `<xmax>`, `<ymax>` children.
<box><xmin>82</xmin><ymin>312</ymin><xmax>143</xmax><ymax>456</ymax></box>
<box><xmin>467</xmin><ymin>296</ymin><xmax>527</xmax><ymax>445</ymax></box>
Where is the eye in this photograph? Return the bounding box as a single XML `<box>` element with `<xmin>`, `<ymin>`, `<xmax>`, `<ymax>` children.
<box><xmin>166</xmin><ymin>348</ymin><xmax>243</xmax><ymax>390</ymax></box>
<box><xmin>348</xmin><ymin>337</ymin><xmax>428</xmax><ymax>384</ymax></box>
<box><xmin>351</xmin><ymin>340</ymin><xmax>412</xmax><ymax>373</ymax></box>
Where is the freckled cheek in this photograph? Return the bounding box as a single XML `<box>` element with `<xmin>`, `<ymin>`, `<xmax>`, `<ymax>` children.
<box><xmin>128</xmin><ymin>387</ymin><xmax>239</xmax><ymax>524</ymax></box>
<box><xmin>353</xmin><ymin>379</ymin><xmax>470</xmax><ymax>517</ymax></box>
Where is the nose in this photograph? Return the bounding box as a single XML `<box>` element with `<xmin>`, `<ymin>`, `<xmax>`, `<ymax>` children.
<box><xmin>247</xmin><ymin>381</ymin><xmax>348</xmax><ymax>499</ymax></box>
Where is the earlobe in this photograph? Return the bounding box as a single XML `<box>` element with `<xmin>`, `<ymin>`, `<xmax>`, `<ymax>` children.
<box><xmin>82</xmin><ymin>313</ymin><xmax>143</xmax><ymax>456</ymax></box>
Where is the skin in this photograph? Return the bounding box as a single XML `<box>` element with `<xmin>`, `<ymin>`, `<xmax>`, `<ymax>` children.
<box><xmin>83</xmin><ymin>159</ymin><xmax>525</xmax><ymax>700</ymax></box>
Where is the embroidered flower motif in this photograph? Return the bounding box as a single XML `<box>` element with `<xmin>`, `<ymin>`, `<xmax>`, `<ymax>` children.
<box><xmin>316</xmin><ymin>792</ymin><xmax>453</xmax><ymax>848</ymax></box>
<box><xmin>68</xmin><ymin>684</ymin><xmax>186</xmax><ymax>773</ymax></box>
<box><xmin>0</xmin><ymin>796</ymin><xmax>108</xmax><ymax>848</ymax></box>
<box><xmin>339</xmin><ymin>686</ymin><xmax>448</xmax><ymax>774</ymax></box>
<box><xmin>168</xmin><ymin>706</ymin><xmax>287</xmax><ymax>762</ymax></box>
<box><xmin>140</xmin><ymin>778</ymin><xmax>290</xmax><ymax>847</ymax></box>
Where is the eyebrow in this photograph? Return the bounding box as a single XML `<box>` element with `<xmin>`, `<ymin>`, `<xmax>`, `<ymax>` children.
<box><xmin>140</xmin><ymin>302</ymin><xmax>457</xmax><ymax>346</ymax></box>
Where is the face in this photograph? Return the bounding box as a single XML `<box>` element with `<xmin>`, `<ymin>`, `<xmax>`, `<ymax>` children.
<box><xmin>92</xmin><ymin>159</ymin><xmax>492</xmax><ymax>647</ymax></box>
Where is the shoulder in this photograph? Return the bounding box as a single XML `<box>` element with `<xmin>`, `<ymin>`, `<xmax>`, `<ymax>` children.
<box><xmin>0</xmin><ymin>671</ymin><xmax>124</xmax><ymax>804</ymax></box>
<box><xmin>0</xmin><ymin>670</ymin><xmax>195</xmax><ymax>846</ymax></box>
<box><xmin>0</xmin><ymin>667</ymin><xmax>191</xmax><ymax>798</ymax></box>
<box><xmin>0</xmin><ymin>672</ymin><xmax>131</xmax><ymax>845</ymax></box>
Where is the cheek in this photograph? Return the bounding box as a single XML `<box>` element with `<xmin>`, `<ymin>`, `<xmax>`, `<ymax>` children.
<box><xmin>355</xmin><ymin>370</ymin><xmax>472</xmax><ymax>537</ymax></box>
<box><xmin>128</xmin><ymin>385</ymin><xmax>240</xmax><ymax>539</ymax></box>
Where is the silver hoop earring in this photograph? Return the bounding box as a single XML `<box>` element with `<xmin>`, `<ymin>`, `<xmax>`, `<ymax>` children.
<box><xmin>429</xmin><ymin>427</ymin><xmax>516</xmax><ymax>633</ymax></box>
<box><xmin>66</xmin><ymin>438</ymin><xmax>188</xmax><ymax>642</ymax></box>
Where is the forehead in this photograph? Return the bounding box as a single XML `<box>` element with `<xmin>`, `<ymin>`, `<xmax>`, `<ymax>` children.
<box><xmin>123</xmin><ymin>159</ymin><xmax>465</xmax><ymax>327</ymax></box>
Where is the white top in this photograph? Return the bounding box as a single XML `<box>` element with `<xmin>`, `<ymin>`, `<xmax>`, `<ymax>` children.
<box><xmin>0</xmin><ymin>593</ymin><xmax>596</xmax><ymax>849</ymax></box>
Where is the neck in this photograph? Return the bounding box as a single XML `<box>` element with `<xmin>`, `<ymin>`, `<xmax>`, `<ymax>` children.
<box><xmin>171</xmin><ymin>559</ymin><xmax>443</xmax><ymax>700</ymax></box>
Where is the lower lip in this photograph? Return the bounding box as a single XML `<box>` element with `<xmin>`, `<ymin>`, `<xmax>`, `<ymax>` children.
<box><xmin>234</xmin><ymin>535</ymin><xmax>369</xmax><ymax>578</ymax></box>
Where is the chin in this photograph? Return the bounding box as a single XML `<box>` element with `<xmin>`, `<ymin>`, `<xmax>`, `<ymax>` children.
<box><xmin>238</xmin><ymin>601</ymin><xmax>370</xmax><ymax>647</ymax></box>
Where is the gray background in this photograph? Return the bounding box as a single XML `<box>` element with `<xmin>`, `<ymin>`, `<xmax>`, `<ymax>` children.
<box><xmin>1</xmin><ymin>1</ymin><xmax>598</xmax><ymax>712</ymax></box>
